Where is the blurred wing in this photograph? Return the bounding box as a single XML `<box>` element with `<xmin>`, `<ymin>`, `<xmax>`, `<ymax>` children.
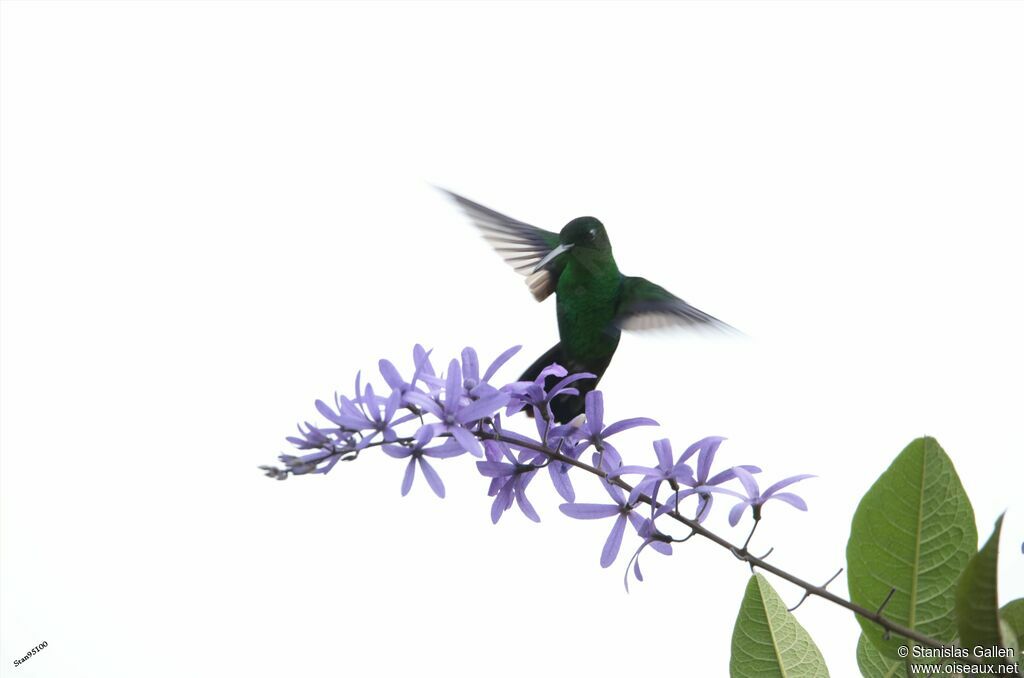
<box><xmin>614</xmin><ymin>276</ymin><xmax>740</xmax><ymax>334</ymax></box>
<box><xmin>439</xmin><ymin>188</ymin><xmax>562</xmax><ymax>301</ymax></box>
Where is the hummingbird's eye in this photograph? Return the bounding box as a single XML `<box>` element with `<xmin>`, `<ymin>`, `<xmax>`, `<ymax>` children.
<box><xmin>587</xmin><ymin>228</ymin><xmax>597</xmax><ymax>241</ymax></box>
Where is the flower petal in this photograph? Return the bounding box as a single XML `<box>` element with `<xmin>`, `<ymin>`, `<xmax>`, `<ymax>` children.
<box><xmin>487</xmin><ymin>477</ymin><xmax>502</xmax><ymax>496</ymax></box>
<box><xmin>548</xmin><ymin>463</ymin><xmax>575</xmax><ymax>502</ymax></box>
<box><xmin>444</xmin><ymin>359</ymin><xmax>461</xmax><ymax>412</ymax></box>
<box><xmin>422</xmin><ymin>439</ymin><xmax>466</xmax><ymax>459</ymax></box>
<box><xmin>401</xmin><ymin>458</ymin><xmax>416</xmax><ymax>496</ymax></box>
<box><xmin>611</xmin><ymin>464</ymin><xmax>660</xmax><ymax>477</ymax></box>
<box><xmin>418</xmin><ymin>457</ymin><xmax>445</xmax><ymax>498</ymax></box>
<box><xmin>364</xmin><ymin>383</ymin><xmax>380</xmax><ymax>422</ymax></box>
<box><xmin>316</xmin><ymin>454</ymin><xmax>342</xmax><ymax>475</ymax></box>
<box><xmin>451</xmin><ymin>424</ymin><xmax>483</xmax><ymax>457</ymax></box>
<box><xmin>705</xmin><ymin>463</ymin><xmax>760</xmax><ymax>487</ymax></box>
<box><xmin>652</xmin><ymin>438</ymin><xmax>673</xmax><ymax>470</ymax></box>
<box><xmin>468</xmin><ymin>383</ymin><xmax>500</xmax><ymax>399</ymax></box>
<box><xmin>728</xmin><ymin>501</ymin><xmax>750</xmax><ymax>526</ymax></box>
<box><xmin>601</xmin><ymin>477</ymin><xmax>627</xmax><ymax>505</ymax></box>
<box><xmin>518</xmin><ymin>467</ymin><xmax>539</xmax><ymax>489</ymax></box>
<box><xmin>695</xmin><ymin>493</ymin><xmax>714</xmax><ymax>522</ymax></box>
<box><xmin>600</xmin><ymin>513</ymin><xmax>628</xmax><ymax>568</ymax></box>
<box><xmin>601</xmin><ymin>417</ymin><xmax>659</xmax><ymax>438</ymax></box>
<box><xmin>314</xmin><ymin>399</ymin><xmax>357</xmax><ymax>428</ymax></box>
<box><xmin>762</xmin><ymin>474</ymin><xmax>815</xmax><ymax>498</ymax></box>
<box><xmin>491</xmin><ymin>482</ymin><xmax>513</xmax><ymax>524</ymax></box>
<box><xmin>482</xmin><ymin>345</ymin><xmax>521</xmax><ymax>382</ymax></box>
<box><xmin>549</xmin><ymin>371</ymin><xmax>596</xmax><ymax>396</ymax></box>
<box><xmin>391</xmin><ymin>412</ymin><xmax>419</xmax><ymax>427</ymax></box>
<box><xmin>596</xmin><ymin>443</ymin><xmax>623</xmax><ymax>471</ymax></box>
<box><xmin>456</xmin><ymin>392</ymin><xmax>510</xmax><ymax>424</ymax></box>
<box><xmin>768</xmin><ymin>492</ymin><xmax>808</xmax><ymax>511</ymax></box>
<box><xmin>733</xmin><ymin>467</ymin><xmax>761</xmax><ymax>500</ymax></box>
<box><xmin>412</xmin><ymin>424</ymin><xmax>434</xmax><ymax>449</ymax></box>
<box><xmin>695</xmin><ymin>436</ymin><xmax>726</xmax><ymax>482</ymax></box>
<box><xmin>673</xmin><ymin>463</ymin><xmax>697</xmax><ymax>486</ymax></box>
<box><xmin>382</xmin><ymin>444</ymin><xmax>413</xmax><ymax>459</ymax></box>
<box><xmin>404</xmin><ymin>392</ymin><xmax>442</xmax><ymax>418</ymax></box>
<box><xmin>533</xmin><ymin>363</ymin><xmax>566</xmax><ymax>386</ymax></box>
<box><xmin>378</xmin><ymin>359</ymin><xmax>404</xmax><ymax>390</ymax></box>
<box><xmin>584</xmin><ymin>391</ymin><xmax>604</xmax><ymax>431</ymax></box>
<box><xmin>461</xmin><ymin>347</ymin><xmax>480</xmax><ymax>382</ymax></box>
<box><xmin>383</xmin><ymin>389</ymin><xmax>401</xmax><ymax>423</ymax></box>
<box><xmin>502</xmin><ymin>478</ymin><xmax>518</xmax><ymax>509</ymax></box>
<box><xmin>559</xmin><ymin>503</ymin><xmax>620</xmax><ymax>519</ymax></box>
<box><xmin>475</xmin><ymin>461</ymin><xmax>516</xmax><ymax>478</ymax></box>
<box><xmin>633</xmin><ymin>550</ymin><xmax>645</xmax><ymax>582</ymax></box>
<box><xmin>628</xmin><ymin>478</ymin><xmax>653</xmax><ymax>506</ymax></box>
<box><xmin>515</xmin><ymin>485</ymin><xmax>541</xmax><ymax>523</ymax></box>
<box><xmin>412</xmin><ymin>344</ymin><xmax>435</xmax><ymax>380</ymax></box>
<box><xmin>679</xmin><ymin>437</ymin><xmax>703</xmax><ymax>464</ymax></box>
<box><xmin>647</xmin><ymin>479</ymin><xmax>665</xmax><ymax>507</ymax></box>
<box><xmin>650</xmin><ymin>540</ymin><xmax>672</xmax><ymax>556</ymax></box>
<box><xmin>702</xmin><ymin>486</ymin><xmax>747</xmax><ymax>499</ymax></box>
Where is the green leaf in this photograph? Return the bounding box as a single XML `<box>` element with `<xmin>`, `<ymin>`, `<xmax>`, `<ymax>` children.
<box><xmin>856</xmin><ymin>635</ymin><xmax>968</xmax><ymax>677</ymax></box>
<box><xmin>730</xmin><ymin>574</ymin><xmax>830</xmax><ymax>677</ymax></box>
<box><xmin>999</xmin><ymin>619</ymin><xmax>1019</xmax><ymax>665</ymax></box>
<box><xmin>1001</xmin><ymin>598</ymin><xmax>1024</xmax><ymax>663</ymax></box>
<box><xmin>847</xmin><ymin>437</ymin><xmax>977</xmax><ymax>660</ymax></box>
<box><xmin>1001</xmin><ymin>599</ymin><xmax>1024</xmax><ymax>645</ymax></box>
<box><xmin>856</xmin><ymin>634</ymin><xmax>904</xmax><ymax>677</ymax></box>
<box><xmin>955</xmin><ymin>515</ymin><xmax>1009</xmax><ymax>667</ymax></box>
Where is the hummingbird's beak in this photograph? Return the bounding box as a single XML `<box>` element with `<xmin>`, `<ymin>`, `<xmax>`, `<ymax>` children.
<box><xmin>532</xmin><ymin>243</ymin><xmax>574</xmax><ymax>273</ymax></box>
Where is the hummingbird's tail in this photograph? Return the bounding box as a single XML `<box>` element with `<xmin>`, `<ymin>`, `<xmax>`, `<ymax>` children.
<box><xmin>519</xmin><ymin>342</ymin><xmax>603</xmax><ymax>424</ymax></box>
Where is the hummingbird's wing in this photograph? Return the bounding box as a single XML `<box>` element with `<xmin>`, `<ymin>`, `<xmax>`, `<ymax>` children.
<box><xmin>439</xmin><ymin>189</ymin><xmax>562</xmax><ymax>301</ymax></box>
<box><xmin>614</xmin><ymin>276</ymin><xmax>739</xmax><ymax>334</ymax></box>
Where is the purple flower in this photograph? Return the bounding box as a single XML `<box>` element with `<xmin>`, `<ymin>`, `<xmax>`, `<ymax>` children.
<box><xmin>405</xmin><ymin>359</ymin><xmax>509</xmax><ymax>457</ymax></box>
<box><xmin>275</xmin><ymin>451</ymin><xmax>326</xmax><ymax>476</ymax></box>
<box><xmin>275</xmin><ymin>441</ymin><xmax>357</xmax><ymax>476</ymax></box>
<box><xmin>378</xmin><ymin>343</ymin><xmax>438</xmax><ymax>404</ymax></box>
<box><xmin>612</xmin><ymin>437</ymin><xmax>688</xmax><ymax>507</ymax></box>
<box><xmin>382</xmin><ymin>426</ymin><xmax>465</xmax><ymax>498</ymax></box>
<box><xmin>491</xmin><ymin>411</ymin><xmax>585</xmax><ymax>503</ymax></box>
<box><xmin>504</xmin><ymin>363</ymin><xmax>595</xmax><ymax>421</ymax></box>
<box><xmin>559</xmin><ymin>478</ymin><xmax>669</xmax><ymax>568</ymax></box>
<box><xmin>572</xmin><ymin>391</ymin><xmax>658</xmax><ymax>472</ymax></box>
<box><xmin>285</xmin><ymin>421</ymin><xmax>348</xmax><ymax>450</ymax></box>
<box><xmin>476</xmin><ymin>440</ymin><xmax>542</xmax><ymax>523</ymax></box>
<box><xmin>519</xmin><ymin>413</ymin><xmax>577</xmax><ymax>502</ymax></box>
<box><xmin>273</xmin><ymin>344</ymin><xmax>819</xmax><ymax>592</ymax></box>
<box><xmin>727</xmin><ymin>468</ymin><xmax>814</xmax><ymax>526</ymax></box>
<box><xmin>279</xmin><ymin>421</ymin><xmax>356</xmax><ymax>477</ymax></box>
<box><xmin>458</xmin><ymin>345</ymin><xmax>521</xmax><ymax>399</ymax></box>
<box><xmin>477</xmin><ymin>414</ymin><xmax>578</xmax><ymax>502</ymax></box>
<box><xmin>664</xmin><ymin>437</ymin><xmax>761</xmax><ymax>522</ymax></box>
<box><xmin>623</xmin><ymin>515</ymin><xmax>673</xmax><ymax>591</ymax></box>
<box><xmin>315</xmin><ymin>380</ymin><xmax>416</xmax><ymax>446</ymax></box>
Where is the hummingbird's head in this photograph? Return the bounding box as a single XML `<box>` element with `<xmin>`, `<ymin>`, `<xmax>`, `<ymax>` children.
<box><xmin>559</xmin><ymin>216</ymin><xmax>610</xmax><ymax>250</ymax></box>
<box><xmin>532</xmin><ymin>216</ymin><xmax>613</xmax><ymax>273</ymax></box>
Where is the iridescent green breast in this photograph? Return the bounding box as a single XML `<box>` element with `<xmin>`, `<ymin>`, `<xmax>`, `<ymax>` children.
<box><xmin>555</xmin><ymin>256</ymin><xmax>622</xmax><ymax>369</ymax></box>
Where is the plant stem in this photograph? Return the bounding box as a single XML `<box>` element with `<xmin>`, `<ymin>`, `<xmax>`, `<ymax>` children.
<box><xmin>282</xmin><ymin>425</ymin><xmax>980</xmax><ymax>664</ymax></box>
<box><xmin>478</xmin><ymin>430</ymin><xmax>981</xmax><ymax>663</ymax></box>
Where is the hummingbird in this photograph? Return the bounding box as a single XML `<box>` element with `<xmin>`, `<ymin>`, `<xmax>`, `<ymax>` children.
<box><xmin>441</xmin><ymin>189</ymin><xmax>737</xmax><ymax>423</ymax></box>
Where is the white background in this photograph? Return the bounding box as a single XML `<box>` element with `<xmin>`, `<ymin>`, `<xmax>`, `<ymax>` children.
<box><xmin>2</xmin><ymin>2</ymin><xmax>1022</xmax><ymax>676</ymax></box>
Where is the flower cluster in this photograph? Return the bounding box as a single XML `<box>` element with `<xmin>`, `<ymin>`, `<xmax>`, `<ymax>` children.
<box><xmin>263</xmin><ymin>344</ymin><xmax>814</xmax><ymax>588</ymax></box>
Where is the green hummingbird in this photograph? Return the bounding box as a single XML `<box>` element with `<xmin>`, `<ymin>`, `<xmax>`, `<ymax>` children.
<box><xmin>441</xmin><ymin>189</ymin><xmax>737</xmax><ymax>423</ymax></box>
